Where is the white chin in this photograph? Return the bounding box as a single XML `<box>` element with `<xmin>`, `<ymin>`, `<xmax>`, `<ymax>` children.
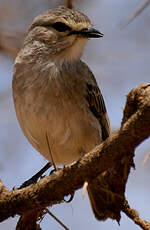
<box><xmin>59</xmin><ymin>37</ymin><xmax>88</xmax><ymax>62</ymax></box>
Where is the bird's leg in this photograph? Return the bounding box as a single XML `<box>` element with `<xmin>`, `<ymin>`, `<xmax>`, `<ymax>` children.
<box><xmin>18</xmin><ymin>162</ymin><xmax>52</xmax><ymax>189</ymax></box>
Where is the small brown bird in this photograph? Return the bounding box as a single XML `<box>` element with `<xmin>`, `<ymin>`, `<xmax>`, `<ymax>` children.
<box><xmin>12</xmin><ymin>6</ymin><xmax>110</xmax><ymax>220</ymax></box>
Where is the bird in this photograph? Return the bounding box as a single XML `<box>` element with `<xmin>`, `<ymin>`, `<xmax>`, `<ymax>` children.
<box><xmin>12</xmin><ymin>6</ymin><xmax>110</xmax><ymax>220</ymax></box>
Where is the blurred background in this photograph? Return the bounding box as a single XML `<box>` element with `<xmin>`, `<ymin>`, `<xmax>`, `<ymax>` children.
<box><xmin>0</xmin><ymin>0</ymin><xmax>150</xmax><ymax>229</ymax></box>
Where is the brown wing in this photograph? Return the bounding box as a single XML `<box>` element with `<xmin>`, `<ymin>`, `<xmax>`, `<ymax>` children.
<box><xmin>86</xmin><ymin>82</ymin><xmax>110</xmax><ymax>140</ymax></box>
<box><xmin>80</xmin><ymin>61</ymin><xmax>110</xmax><ymax>140</ymax></box>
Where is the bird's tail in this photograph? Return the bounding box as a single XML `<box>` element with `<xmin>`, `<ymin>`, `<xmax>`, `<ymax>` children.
<box><xmin>87</xmin><ymin>172</ymin><xmax>124</xmax><ymax>222</ymax></box>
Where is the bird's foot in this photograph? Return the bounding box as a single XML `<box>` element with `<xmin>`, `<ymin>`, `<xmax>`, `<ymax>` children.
<box><xmin>18</xmin><ymin>162</ymin><xmax>51</xmax><ymax>189</ymax></box>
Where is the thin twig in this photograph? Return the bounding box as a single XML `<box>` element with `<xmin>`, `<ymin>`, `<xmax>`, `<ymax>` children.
<box><xmin>66</xmin><ymin>0</ymin><xmax>73</xmax><ymax>9</ymax></box>
<box><xmin>45</xmin><ymin>208</ymin><xmax>69</xmax><ymax>230</ymax></box>
<box><xmin>46</xmin><ymin>132</ymin><xmax>57</xmax><ymax>171</ymax></box>
<box><xmin>82</xmin><ymin>181</ymin><xmax>88</xmax><ymax>198</ymax></box>
<box><xmin>0</xmin><ymin>29</ymin><xmax>24</xmax><ymax>57</ymax></box>
<box><xmin>122</xmin><ymin>0</ymin><xmax>150</xmax><ymax>28</ymax></box>
<box><xmin>122</xmin><ymin>200</ymin><xmax>150</xmax><ymax>230</ymax></box>
<box><xmin>142</xmin><ymin>150</ymin><xmax>150</xmax><ymax>166</ymax></box>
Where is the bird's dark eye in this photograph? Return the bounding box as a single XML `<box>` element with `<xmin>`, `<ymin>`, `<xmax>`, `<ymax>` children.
<box><xmin>51</xmin><ymin>22</ymin><xmax>71</xmax><ymax>32</ymax></box>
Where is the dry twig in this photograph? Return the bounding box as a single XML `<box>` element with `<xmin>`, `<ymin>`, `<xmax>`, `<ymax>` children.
<box><xmin>0</xmin><ymin>29</ymin><xmax>24</xmax><ymax>58</ymax></box>
<box><xmin>123</xmin><ymin>0</ymin><xmax>150</xmax><ymax>27</ymax></box>
<box><xmin>122</xmin><ymin>200</ymin><xmax>150</xmax><ymax>230</ymax></box>
<box><xmin>66</xmin><ymin>0</ymin><xmax>73</xmax><ymax>9</ymax></box>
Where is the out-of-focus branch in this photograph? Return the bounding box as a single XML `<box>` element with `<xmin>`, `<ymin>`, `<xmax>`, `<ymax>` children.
<box><xmin>66</xmin><ymin>0</ymin><xmax>73</xmax><ymax>9</ymax></box>
<box><xmin>0</xmin><ymin>1</ymin><xmax>74</xmax><ymax>58</ymax></box>
<box><xmin>0</xmin><ymin>84</ymin><xmax>150</xmax><ymax>229</ymax></box>
<box><xmin>0</xmin><ymin>30</ymin><xmax>24</xmax><ymax>58</ymax></box>
<box><xmin>123</xmin><ymin>0</ymin><xmax>150</xmax><ymax>27</ymax></box>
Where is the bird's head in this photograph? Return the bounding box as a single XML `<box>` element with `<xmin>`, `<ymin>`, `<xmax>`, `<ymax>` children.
<box><xmin>25</xmin><ymin>6</ymin><xmax>103</xmax><ymax>62</ymax></box>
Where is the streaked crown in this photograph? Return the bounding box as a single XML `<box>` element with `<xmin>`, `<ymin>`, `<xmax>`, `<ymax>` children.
<box><xmin>23</xmin><ymin>6</ymin><xmax>103</xmax><ymax>62</ymax></box>
<box><xmin>30</xmin><ymin>6</ymin><xmax>91</xmax><ymax>32</ymax></box>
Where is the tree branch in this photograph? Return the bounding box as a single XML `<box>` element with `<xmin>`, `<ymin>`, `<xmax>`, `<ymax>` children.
<box><xmin>0</xmin><ymin>83</ymin><xmax>150</xmax><ymax>228</ymax></box>
<box><xmin>0</xmin><ymin>30</ymin><xmax>24</xmax><ymax>58</ymax></box>
<box><xmin>66</xmin><ymin>0</ymin><xmax>73</xmax><ymax>9</ymax></box>
<box><xmin>122</xmin><ymin>200</ymin><xmax>150</xmax><ymax>230</ymax></box>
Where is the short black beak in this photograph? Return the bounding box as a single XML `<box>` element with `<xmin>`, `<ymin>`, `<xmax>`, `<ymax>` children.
<box><xmin>80</xmin><ymin>28</ymin><xmax>104</xmax><ymax>38</ymax></box>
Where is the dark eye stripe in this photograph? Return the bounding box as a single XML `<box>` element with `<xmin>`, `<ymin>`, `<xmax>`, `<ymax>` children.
<box><xmin>51</xmin><ymin>22</ymin><xmax>71</xmax><ymax>32</ymax></box>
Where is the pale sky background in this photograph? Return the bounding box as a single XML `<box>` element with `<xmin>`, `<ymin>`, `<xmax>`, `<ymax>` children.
<box><xmin>0</xmin><ymin>0</ymin><xmax>150</xmax><ymax>229</ymax></box>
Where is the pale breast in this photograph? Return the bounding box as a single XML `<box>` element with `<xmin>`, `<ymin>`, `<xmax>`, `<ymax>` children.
<box><xmin>13</xmin><ymin>62</ymin><xmax>102</xmax><ymax>165</ymax></box>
